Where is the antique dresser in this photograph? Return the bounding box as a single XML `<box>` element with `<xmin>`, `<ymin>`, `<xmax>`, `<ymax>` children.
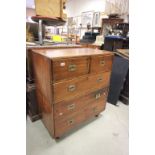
<box><xmin>31</xmin><ymin>48</ymin><xmax>114</xmax><ymax>138</ymax></box>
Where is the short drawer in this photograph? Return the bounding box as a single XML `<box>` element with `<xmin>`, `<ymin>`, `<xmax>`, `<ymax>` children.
<box><xmin>54</xmin><ymin>110</ymin><xmax>86</xmax><ymax>137</ymax></box>
<box><xmin>90</xmin><ymin>55</ymin><xmax>113</xmax><ymax>73</ymax></box>
<box><xmin>85</xmin><ymin>89</ymin><xmax>108</xmax><ymax>118</ymax></box>
<box><xmin>88</xmin><ymin>72</ymin><xmax>111</xmax><ymax>90</ymax></box>
<box><xmin>85</xmin><ymin>99</ymin><xmax>106</xmax><ymax>118</ymax></box>
<box><xmin>54</xmin><ymin>88</ymin><xmax>109</xmax><ymax>120</ymax></box>
<box><xmin>52</xmin><ymin>57</ymin><xmax>89</xmax><ymax>82</ymax></box>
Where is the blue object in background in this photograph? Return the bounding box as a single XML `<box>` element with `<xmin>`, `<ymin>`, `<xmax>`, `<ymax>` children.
<box><xmin>105</xmin><ymin>35</ymin><xmax>125</xmax><ymax>40</ymax></box>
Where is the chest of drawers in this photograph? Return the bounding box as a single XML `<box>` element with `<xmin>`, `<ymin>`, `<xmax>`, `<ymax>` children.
<box><xmin>31</xmin><ymin>48</ymin><xmax>114</xmax><ymax>138</ymax></box>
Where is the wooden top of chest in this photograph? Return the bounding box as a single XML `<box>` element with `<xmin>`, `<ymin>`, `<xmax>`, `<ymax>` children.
<box><xmin>32</xmin><ymin>48</ymin><xmax>113</xmax><ymax>59</ymax></box>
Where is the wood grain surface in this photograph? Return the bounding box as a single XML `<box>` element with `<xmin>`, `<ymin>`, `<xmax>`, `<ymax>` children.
<box><xmin>52</xmin><ymin>57</ymin><xmax>90</xmax><ymax>82</ymax></box>
<box><xmin>31</xmin><ymin>47</ymin><xmax>114</xmax><ymax>138</ymax></box>
<box><xmin>53</xmin><ymin>72</ymin><xmax>111</xmax><ymax>103</ymax></box>
<box><xmin>32</xmin><ymin>48</ymin><xmax>113</xmax><ymax>59</ymax></box>
<box><xmin>54</xmin><ymin>88</ymin><xmax>109</xmax><ymax>120</ymax></box>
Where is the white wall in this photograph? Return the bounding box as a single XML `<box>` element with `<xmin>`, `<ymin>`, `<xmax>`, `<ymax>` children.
<box><xmin>26</xmin><ymin>8</ymin><xmax>35</xmax><ymax>17</ymax></box>
<box><xmin>66</xmin><ymin>0</ymin><xmax>106</xmax><ymax>17</ymax></box>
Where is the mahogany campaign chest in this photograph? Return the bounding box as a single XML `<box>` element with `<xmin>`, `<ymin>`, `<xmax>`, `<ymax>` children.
<box><xmin>31</xmin><ymin>48</ymin><xmax>114</xmax><ymax>138</ymax></box>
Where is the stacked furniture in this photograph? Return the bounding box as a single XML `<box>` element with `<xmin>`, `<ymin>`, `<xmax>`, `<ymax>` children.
<box><xmin>31</xmin><ymin>48</ymin><xmax>114</xmax><ymax>138</ymax></box>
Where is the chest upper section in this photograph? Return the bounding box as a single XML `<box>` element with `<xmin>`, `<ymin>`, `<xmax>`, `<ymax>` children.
<box><xmin>52</xmin><ymin>55</ymin><xmax>113</xmax><ymax>82</ymax></box>
<box><xmin>32</xmin><ymin>48</ymin><xmax>114</xmax><ymax>82</ymax></box>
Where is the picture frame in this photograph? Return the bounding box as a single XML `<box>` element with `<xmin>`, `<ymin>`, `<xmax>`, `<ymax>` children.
<box><xmin>92</xmin><ymin>12</ymin><xmax>101</xmax><ymax>27</ymax></box>
<box><xmin>81</xmin><ymin>11</ymin><xmax>94</xmax><ymax>28</ymax></box>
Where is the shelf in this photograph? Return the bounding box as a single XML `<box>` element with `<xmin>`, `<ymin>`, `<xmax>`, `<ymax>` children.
<box><xmin>31</xmin><ymin>16</ymin><xmax>66</xmax><ymax>26</ymax></box>
<box><xmin>102</xmin><ymin>18</ymin><xmax>124</xmax><ymax>25</ymax></box>
<box><xmin>31</xmin><ymin>15</ymin><xmax>67</xmax><ymax>45</ymax></box>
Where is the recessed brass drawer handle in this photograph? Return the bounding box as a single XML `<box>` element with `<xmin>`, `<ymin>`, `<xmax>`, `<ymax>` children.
<box><xmin>95</xmin><ymin>93</ymin><xmax>101</xmax><ymax>99</ymax></box>
<box><xmin>68</xmin><ymin>85</ymin><xmax>76</xmax><ymax>92</ymax></box>
<box><xmin>68</xmin><ymin>119</ymin><xmax>74</xmax><ymax>125</ymax></box>
<box><xmin>100</xmin><ymin>60</ymin><xmax>105</xmax><ymax>66</ymax></box>
<box><xmin>67</xmin><ymin>104</ymin><xmax>75</xmax><ymax>110</ymax></box>
<box><xmin>97</xmin><ymin>77</ymin><xmax>103</xmax><ymax>82</ymax></box>
<box><xmin>68</xmin><ymin>64</ymin><xmax>77</xmax><ymax>72</ymax></box>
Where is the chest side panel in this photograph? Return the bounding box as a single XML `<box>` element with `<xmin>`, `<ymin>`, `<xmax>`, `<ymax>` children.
<box><xmin>32</xmin><ymin>52</ymin><xmax>54</xmax><ymax>137</ymax></box>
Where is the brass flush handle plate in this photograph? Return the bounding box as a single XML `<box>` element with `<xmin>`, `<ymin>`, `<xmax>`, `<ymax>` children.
<box><xmin>68</xmin><ymin>64</ymin><xmax>77</xmax><ymax>72</ymax></box>
<box><xmin>68</xmin><ymin>85</ymin><xmax>76</xmax><ymax>92</ymax></box>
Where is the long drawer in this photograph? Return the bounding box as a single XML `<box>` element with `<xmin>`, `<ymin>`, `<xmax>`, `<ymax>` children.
<box><xmin>54</xmin><ymin>96</ymin><xmax>106</xmax><ymax>137</ymax></box>
<box><xmin>53</xmin><ymin>72</ymin><xmax>111</xmax><ymax>103</ymax></box>
<box><xmin>52</xmin><ymin>57</ymin><xmax>89</xmax><ymax>82</ymax></box>
<box><xmin>54</xmin><ymin>109</ymin><xmax>86</xmax><ymax>137</ymax></box>
<box><xmin>54</xmin><ymin>88</ymin><xmax>108</xmax><ymax>120</ymax></box>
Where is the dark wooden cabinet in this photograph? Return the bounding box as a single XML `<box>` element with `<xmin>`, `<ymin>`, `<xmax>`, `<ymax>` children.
<box><xmin>26</xmin><ymin>83</ymin><xmax>41</xmax><ymax>121</ymax></box>
<box><xmin>104</xmin><ymin>36</ymin><xmax>124</xmax><ymax>51</ymax></box>
<box><xmin>103</xmin><ymin>36</ymin><xmax>129</xmax><ymax>51</ymax></box>
<box><xmin>107</xmin><ymin>50</ymin><xmax>129</xmax><ymax>105</ymax></box>
<box><xmin>101</xmin><ymin>19</ymin><xmax>129</xmax><ymax>52</ymax></box>
<box><xmin>119</xmin><ymin>70</ymin><xmax>129</xmax><ymax>104</ymax></box>
<box><xmin>102</xmin><ymin>18</ymin><xmax>124</xmax><ymax>25</ymax></box>
<box><xmin>31</xmin><ymin>48</ymin><xmax>114</xmax><ymax>138</ymax></box>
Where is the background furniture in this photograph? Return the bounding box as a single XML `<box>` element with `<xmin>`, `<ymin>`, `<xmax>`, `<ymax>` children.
<box><xmin>35</xmin><ymin>0</ymin><xmax>67</xmax><ymax>20</ymax></box>
<box><xmin>31</xmin><ymin>16</ymin><xmax>66</xmax><ymax>45</ymax></box>
<box><xmin>119</xmin><ymin>70</ymin><xmax>129</xmax><ymax>104</ymax></box>
<box><xmin>26</xmin><ymin>83</ymin><xmax>41</xmax><ymax>121</ymax></box>
<box><xmin>80</xmin><ymin>32</ymin><xmax>100</xmax><ymax>44</ymax></box>
<box><xmin>116</xmin><ymin>49</ymin><xmax>129</xmax><ymax>104</ymax></box>
<box><xmin>103</xmin><ymin>36</ymin><xmax>129</xmax><ymax>51</ymax></box>
<box><xmin>102</xmin><ymin>18</ymin><xmax>124</xmax><ymax>26</ymax></box>
<box><xmin>31</xmin><ymin>48</ymin><xmax>113</xmax><ymax>138</ymax></box>
<box><xmin>101</xmin><ymin>18</ymin><xmax>124</xmax><ymax>36</ymax></box>
<box><xmin>103</xmin><ymin>35</ymin><xmax>125</xmax><ymax>51</ymax></box>
<box><xmin>100</xmin><ymin>19</ymin><xmax>129</xmax><ymax>52</ymax></box>
<box><xmin>107</xmin><ymin>49</ymin><xmax>129</xmax><ymax>105</ymax></box>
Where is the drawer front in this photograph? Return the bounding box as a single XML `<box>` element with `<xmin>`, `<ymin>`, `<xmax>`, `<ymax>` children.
<box><xmin>88</xmin><ymin>72</ymin><xmax>111</xmax><ymax>90</ymax></box>
<box><xmin>53</xmin><ymin>76</ymin><xmax>88</xmax><ymax>103</ymax></box>
<box><xmin>52</xmin><ymin>57</ymin><xmax>89</xmax><ymax>82</ymax></box>
<box><xmin>91</xmin><ymin>55</ymin><xmax>113</xmax><ymax>73</ymax></box>
<box><xmin>85</xmin><ymin>89</ymin><xmax>108</xmax><ymax>118</ymax></box>
<box><xmin>85</xmin><ymin>99</ymin><xmax>106</xmax><ymax>118</ymax></box>
<box><xmin>53</xmin><ymin>72</ymin><xmax>111</xmax><ymax>103</ymax></box>
<box><xmin>54</xmin><ymin>110</ymin><xmax>86</xmax><ymax>137</ymax></box>
<box><xmin>54</xmin><ymin>88</ymin><xmax>109</xmax><ymax>120</ymax></box>
<box><xmin>54</xmin><ymin>89</ymin><xmax>108</xmax><ymax>137</ymax></box>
